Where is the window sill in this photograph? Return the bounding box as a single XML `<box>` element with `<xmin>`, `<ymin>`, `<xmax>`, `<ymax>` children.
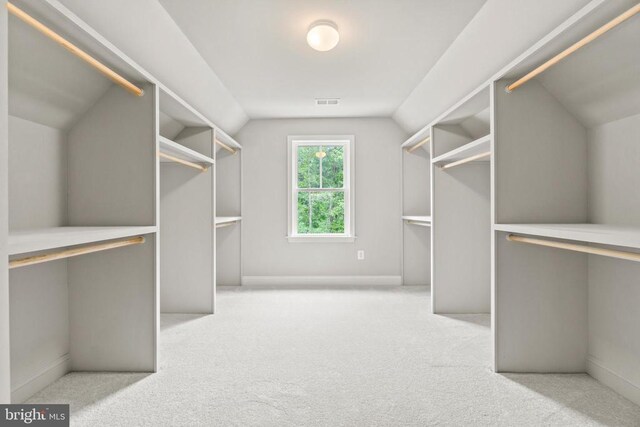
<box><xmin>287</xmin><ymin>235</ymin><xmax>356</xmax><ymax>243</ymax></box>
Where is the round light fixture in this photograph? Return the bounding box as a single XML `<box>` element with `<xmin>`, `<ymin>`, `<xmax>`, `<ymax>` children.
<box><xmin>307</xmin><ymin>21</ymin><xmax>339</xmax><ymax>52</ymax></box>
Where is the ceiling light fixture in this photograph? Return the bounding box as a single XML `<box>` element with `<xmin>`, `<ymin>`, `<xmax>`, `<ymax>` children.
<box><xmin>307</xmin><ymin>20</ymin><xmax>339</xmax><ymax>52</ymax></box>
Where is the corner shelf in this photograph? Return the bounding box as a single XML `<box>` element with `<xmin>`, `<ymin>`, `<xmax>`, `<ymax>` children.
<box><xmin>432</xmin><ymin>134</ymin><xmax>491</xmax><ymax>167</ymax></box>
<box><xmin>159</xmin><ymin>135</ymin><xmax>215</xmax><ymax>166</ymax></box>
<box><xmin>402</xmin><ymin>215</ymin><xmax>431</xmax><ymax>227</ymax></box>
<box><xmin>494</xmin><ymin>223</ymin><xmax>640</xmax><ymax>250</ymax></box>
<box><xmin>9</xmin><ymin>226</ymin><xmax>158</xmax><ymax>256</ymax></box>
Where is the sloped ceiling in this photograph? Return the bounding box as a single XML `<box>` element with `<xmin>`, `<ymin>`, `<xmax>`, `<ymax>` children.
<box><xmin>57</xmin><ymin>0</ymin><xmax>249</xmax><ymax>134</ymax></box>
<box><xmin>159</xmin><ymin>0</ymin><xmax>487</xmax><ymax>120</ymax></box>
<box><xmin>394</xmin><ymin>0</ymin><xmax>594</xmax><ymax>134</ymax></box>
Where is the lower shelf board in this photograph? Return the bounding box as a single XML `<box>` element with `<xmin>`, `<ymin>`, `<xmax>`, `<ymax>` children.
<box><xmin>402</xmin><ymin>215</ymin><xmax>431</xmax><ymax>227</ymax></box>
<box><xmin>8</xmin><ymin>226</ymin><xmax>157</xmax><ymax>255</ymax></box>
<box><xmin>495</xmin><ymin>223</ymin><xmax>640</xmax><ymax>250</ymax></box>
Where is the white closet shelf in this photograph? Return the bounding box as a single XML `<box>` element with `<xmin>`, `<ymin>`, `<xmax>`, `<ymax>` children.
<box><xmin>402</xmin><ymin>216</ymin><xmax>431</xmax><ymax>227</ymax></box>
<box><xmin>8</xmin><ymin>226</ymin><xmax>157</xmax><ymax>255</ymax></box>
<box><xmin>215</xmin><ymin>216</ymin><xmax>242</xmax><ymax>226</ymax></box>
<box><xmin>159</xmin><ymin>135</ymin><xmax>214</xmax><ymax>166</ymax></box>
<box><xmin>432</xmin><ymin>134</ymin><xmax>491</xmax><ymax>166</ymax></box>
<box><xmin>495</xmin><ymin>223</ymin><xmax>640</xmax><ymax>250</ymax></box>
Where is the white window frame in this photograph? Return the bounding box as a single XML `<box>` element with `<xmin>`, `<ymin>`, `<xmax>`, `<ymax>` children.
<box><xmin>287</xmin><ymin>135</ymin><xmax>355</xmax><ymax>243</ymax></box>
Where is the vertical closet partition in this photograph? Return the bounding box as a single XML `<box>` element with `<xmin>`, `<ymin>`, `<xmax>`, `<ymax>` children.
<box><xmin>215</xmin><ymin>132</ymin><xmax>242</xmax><ymax>286</ymax></box>
<box><xmin>3</xmin><ymin>0</ymin><xmax>158</xmax><ymax>403</ymax></box>
<box><xmin>400</xmin><ymin>131</ymin><xmax>431</xmax><ymax>286</ymax></box>
<box><xmin>158</xmin><ymin>90</ymin><xmax>216</xmax><ymax>314</ymax></box>
<box><xmin>431</xmin><ymin>87</ymin><xmax>492</xmax><ymax>314</ymax></box>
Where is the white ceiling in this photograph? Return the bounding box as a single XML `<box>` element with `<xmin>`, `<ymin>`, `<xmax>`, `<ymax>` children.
<box><xmin>159</xmin><ymin>0</ymin><xmax>486</xmax><ymax>120</ymax></box>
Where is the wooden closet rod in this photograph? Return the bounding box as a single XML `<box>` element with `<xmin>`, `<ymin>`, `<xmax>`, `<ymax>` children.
<box><xmin>441</xmin><ymin>151</ymin><xmax>490</xmax><ymax>169</ymax></box>
<box><xmin>6</xmin><ymin>2</ymin><xmax>144</xmax><ymax>96</ymax></box>
<box><xmin>10</xmin><ymin>236</ymin><xmax>145</xmax><ymax>269</ymax></box>
<box><xmin>158</xmin><ymin>152</ymin><xmax>208</xmax><ymax>172</ymax></box>
<box><xmin>506</xmin><ymin>234</ymin><xmax>640</xmax><ymax>263</ymax></box>
<box><xmin>506</xmin><ymin>3</ymin><xmax>640</xmax><ymax>92</ymax></box>
<box><xmin>215</xmin><ymin>139</ymin><xmax>237</xmax><ymax>154</ymax></box>
<box><xmin>406</xmin><ymin>136</ymin><xmax>430</xmax><ymax>153</ymax></box>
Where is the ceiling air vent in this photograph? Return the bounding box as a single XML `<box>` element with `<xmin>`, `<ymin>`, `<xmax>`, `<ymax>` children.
<box><xmin>315</xmin><ymin>98</ymin><xmax>340</xmax><ymax>106</ymax></box>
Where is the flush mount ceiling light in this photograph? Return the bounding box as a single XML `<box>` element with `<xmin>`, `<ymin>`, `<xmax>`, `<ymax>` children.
<box><xmin>307</xmin><ymin>21</ymin><xmax>339</xmax><ymax>52</ymax></box>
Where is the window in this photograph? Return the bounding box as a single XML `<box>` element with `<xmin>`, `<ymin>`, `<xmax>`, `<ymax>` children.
<box><xmin>287</xmin><ymin>135</ymin><xmax>355</xmax><ymax>242</ymax></box>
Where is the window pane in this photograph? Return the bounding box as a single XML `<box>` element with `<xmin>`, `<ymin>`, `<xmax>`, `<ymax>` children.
<box><xmin>321</xmin><ymin>146</ymin><xmax>344</xmax><ymax>188</ymax></box>
<box><xmin>297</xmin><ymin>145</ymin><xmax>320</xmax><ymax>188</ymax></box>
<box><xmin>297</xmin><ymin>191</ymin><xmax>345</xmax><ymax>234</ymax></box>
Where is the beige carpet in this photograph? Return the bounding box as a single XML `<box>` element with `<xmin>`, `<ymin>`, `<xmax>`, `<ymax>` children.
<box><xmin>28</xmin><ymin>286</ymin><xmax>640</xmax><ymax>426</ymax></box>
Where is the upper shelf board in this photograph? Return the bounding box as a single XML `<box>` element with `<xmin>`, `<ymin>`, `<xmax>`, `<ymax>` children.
<box><xmin>215</xmin><ymin>216</ymin><xmax>242</xmax><ymax>225</ymax></box>
<box><xmin>495</xmin><ymin>223</ymin><xmax>640</xmax><ymax>250</ymax></box>
<box><xmin>159</xmin><ymin>135</ymin><xmax>214</xmax><ymax>166</ymax></box>
<box><xmin>401</xmin><ymin>128</ymin><xmax>430</xmax><ymax>151</ymax></box>
<box><xmin>9</xmin><ymin>226</ymin><xmax>158</xmax><ymax>255</ymax></box>
<box><xmin>432</xmin><ymin>134</ymin><xmax>491</xmax><ymax>166</ymax></box>
<box><xmin>402</xmin><ymin>215</ymin><xmax>431</xmax><ymax>223</ymax></box>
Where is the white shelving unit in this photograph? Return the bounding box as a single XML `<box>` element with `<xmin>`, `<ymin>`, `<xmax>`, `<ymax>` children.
<box><xmin>0</xmin><ymin>0</ymin><xmax>241</xmax><ymax>404</ymax></box>
<box><xmin>158</xmin><ymin>88</ymin><xmax>216</xmax><ymax>314</ymax></box>
<box><xmin>430</xmin><ymin>84</ymin><xmax>492</xmax><ymax>314</ymax></box>
<box><xmin>215</xmin><ymin>130</ymin><xmax>243</xmax><ymax>286</ymax></box>
<box><xmin>400</xmin><ymin>128</ymin><xmax>431</xmax><ymax>286</ymax></box>
<box><xmin>431</xmin><ymin>134</ymin><xmax>490</xmax><ymax>168</ymax></box>
<box><xmin>490</xmin><ymin>0</ymin><xmax>640</xmax><ymax>406</ymax></box>
<box><xmin>3</xmin><ymin>0</ymin><xmax>159</xmax><ymax>403</ymax></box>
<box><xmin>159</xmin><ymin>135</ymin><xmax>215</xmax><ymax>168</ymax></box>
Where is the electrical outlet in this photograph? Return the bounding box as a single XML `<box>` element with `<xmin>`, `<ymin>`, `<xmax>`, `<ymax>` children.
<box><xmin>357</xmin><ymin>250</ymin><xmax>365</xmax><ymax>260</ymax></box>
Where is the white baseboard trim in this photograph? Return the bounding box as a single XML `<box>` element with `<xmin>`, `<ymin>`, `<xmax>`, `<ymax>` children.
<box><xmin>242</xmin><ymin>275</ymin><xmax>402</xmax><ymax>286</ymax></box>
<box><xmin>587</xmin><ymin>356</ymin><xmax>640</xmax><ymax>406</ymax></box>
<box><xmin>12</xmin><ymin>354</ymin><xmax>70</xmax><ymax>403</ymax></box>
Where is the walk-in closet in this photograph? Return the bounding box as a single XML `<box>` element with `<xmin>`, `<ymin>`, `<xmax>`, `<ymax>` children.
<box><xmin>2</xmin><ymin>0</ymin><xmax>640</xmax><ymax>424</ymax></box>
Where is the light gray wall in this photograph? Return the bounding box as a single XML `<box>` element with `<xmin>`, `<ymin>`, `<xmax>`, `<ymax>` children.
<box><xmin>236</xmin><ymin>118</ymin><xmax>405</xmax><ymax>280</ymax></box>
<box><xmin>587</xmin><ymin>113</ymin><xmax>640</xmax><ymax>392</ymax></box>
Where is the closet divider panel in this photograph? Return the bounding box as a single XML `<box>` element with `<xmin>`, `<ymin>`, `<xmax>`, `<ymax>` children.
<box><xmin>402</xmin><ymin>143</ymin><xmax>431</xmax><ymax>286</ymax></box>
<box><xmin>160</xmin><ymin>127</ymin><xmax>214</xmax><ymax>313</ymax></box>
<box><xmin>66</xmin><ymin>82</ymin><xmax>157</xmax><ymax>371</ymax></box>
<box><xmin>587</xmin><ymin>114</ymin><xmax>640</xmax><ymax>397</ymax></box>
<box><xmin>493</xmin><ymin>79</ymin><xmax>589</xmax><ymax>372</ymax></box>
<box><xmin>216</xmin><ymin>147</ymin><xmax>241</xmax><ymax>286</ymax></box>
<box><xmin>493</xmin><ymin>79</ymin><xmax>588</xmax><ymax>224</ymax></box>
<box><xmin>7</xmin><ymin>117</ymin><xmax>69</xmax><ymax>400</ymax></box>
<box><xmin>431</xmin><ymin>127</ymin><xmax>490</xmax><ymax>314</ymax></box>
<box><xmin>0</xmin><ymin>1</ymin><xmax>10</xmax><ymax>404</ymax></box>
